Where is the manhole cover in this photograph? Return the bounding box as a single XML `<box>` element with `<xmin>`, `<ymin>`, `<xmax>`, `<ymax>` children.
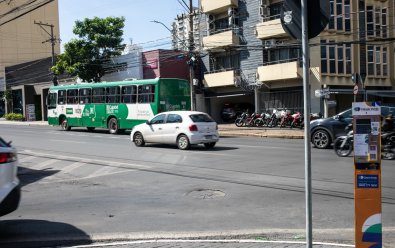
<box><xmin>187</xmin><ymin>189</ymin><xmax>226</xmax><ymax>199</ymax></box>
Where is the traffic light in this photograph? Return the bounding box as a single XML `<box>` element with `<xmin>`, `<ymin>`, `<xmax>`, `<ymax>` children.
<box><xmin>352</xmin><ymin>73</ymin><xmax>359</xmax><ymax>85</ymax></box>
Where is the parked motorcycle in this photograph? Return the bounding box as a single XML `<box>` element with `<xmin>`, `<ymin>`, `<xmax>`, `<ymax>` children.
<box><xmin>235</xmin><ymin>112</ymin><xmax>259</xmax><ymax>127</ymax></box>
<box><xmin>254</xmin><ymin>111</ymin><xmax>271</xmax><ymax>127</ymax></box>
<box><xmin>279</xmin><ymin>109</ymin><xmax>293</xmax><ymax>128</ymax></box>
<box><xmin>334</xmin><ymin>124</ymin><xmax>395</xmax><ymax>159</ymax></box>
<box><xmin>268</xmin><ymin>109</ymin><xmax>281</xmax><ymax>128</ymax></box>
<box><xmin>290</xmin><ymin>112</ymin><xmax>304</xmax><ymax>129</ymax></box>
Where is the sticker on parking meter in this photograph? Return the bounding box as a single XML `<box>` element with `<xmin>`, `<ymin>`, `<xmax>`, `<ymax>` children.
<box><xmin>357</xmin><ymin>175</ymin><xmax>379</xmax><ymax>188</ymax></box>
<box><xmin>371</xmin><ymin>122</ymin><xmax>380</xmax><ymax>135</ymax></box>
<box><xmin>354</xmin><ymin>134</ymin><xmax>369</xmax><ymax>156</ymax></box>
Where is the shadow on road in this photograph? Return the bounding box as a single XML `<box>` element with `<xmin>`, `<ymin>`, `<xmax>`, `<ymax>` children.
<box><xmin>0</xmin><ymin>219</ymin><xmax>91</xmax><ymax>248</ymax></box>
<box><xmin>18</xmin><ymin>167</ymin><xmax>60</xmax><ymax>187</ymax></box>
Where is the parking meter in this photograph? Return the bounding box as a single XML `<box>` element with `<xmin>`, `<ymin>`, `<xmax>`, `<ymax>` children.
<box><xmin>352</xmin><ymin>102</ymin><xmax>382</xmax><ymax>248</ymax></box>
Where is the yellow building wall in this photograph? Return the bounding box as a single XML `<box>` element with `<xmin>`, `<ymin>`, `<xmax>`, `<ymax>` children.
<box><xmin>0</xmin><ymin>0</ymin><xmax>60</xmax><ymax>67</ymax></box>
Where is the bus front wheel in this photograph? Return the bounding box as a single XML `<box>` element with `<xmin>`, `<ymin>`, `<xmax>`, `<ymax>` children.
<box><xmin>108</xmin><ymin>118</ymin><xmax>119</xmax><ymax>134</ymax></box>
<box><xmin>61</xmin><ymin>119</ymin><xmax>71</xmax><ymax>131</ymax></box>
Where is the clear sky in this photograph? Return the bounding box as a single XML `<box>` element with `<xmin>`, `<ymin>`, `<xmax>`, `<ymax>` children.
<box><xmin>58</xmin><ymin>0</ymin><xmax>198</xmax><ymax>51</ymax></box>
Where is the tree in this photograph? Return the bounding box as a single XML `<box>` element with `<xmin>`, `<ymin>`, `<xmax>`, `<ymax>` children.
<box><xmin>52</xmin><ymin>16</ymin><xmax>126</xmax><ymax>82</ymax></box>
<box><xmin>1</xmin><ymin>89</ymin><xmax>13</xmax><ymax>114</ymax></box>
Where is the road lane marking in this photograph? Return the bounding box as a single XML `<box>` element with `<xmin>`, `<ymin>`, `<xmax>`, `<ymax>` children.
<box><xmin>62</xmin><ymin>162</ymin><xmax>87</xmax><ymax>174</ymax></box>
<box><xmin>30</xmin><ymin>159</ymin><xmax>58</xmax><ymax>170</ymax></box>
<box><xmin>49</xmin><ymin>139</ymin><xmax>87</xmax><ymax>144</ymax></box>
<box><xmin>18</xmin><ymin>156</ymin><xmax>36</xmax><ymax>163</ymax></box>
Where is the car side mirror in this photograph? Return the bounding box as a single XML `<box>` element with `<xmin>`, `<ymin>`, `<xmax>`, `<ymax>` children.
<box><xmin>146</xmin><ymin>120</ymin><xmax>151</xmax><ymax>125</ymax></box>
<box><xmin>334</xmin><ymin>115</ymin><xmax>340</xmax><ymax>120</ymax></box>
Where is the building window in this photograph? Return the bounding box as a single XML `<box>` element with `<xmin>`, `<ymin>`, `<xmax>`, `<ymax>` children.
<box><xmin>337</xmin><ymin>46</ymin><xmax>344</xmax><ymax>74</ymax></box>
<box><xmin>329</xmin><ymin>0</ymin><xmax>335</xmax><ymax>29</ymax></box>
<box><xmin>267</xmin><ymin>48</ymin><xmax>301</xmax><ymax>65</ymax></box>
<box><xmin>382</xmin><ymin>47</ymin><xmax>387</xmax><ymax>76</ymax></box>
<box><xmin>382</xmin><ymin>8</ymin><xmax>387</xmax><ymax>38</ymax></box>
<box><xmin>321</xmin><ymin>40</ymin><xmax>353</xmax><ymax>75</ymax></box>
<box><xmin>375</xmin><ymin>47</ymin><xmax>381</xmax><ymax>76</ymax></box>
<box><xmin>366</xmin><ymin>6</ymin><xmax>374</xmax><ymax>36</ymax></box>
<box><xmin>367</xmin><ymin>45</ymin><xmax>374</xmax><ymax>75</ymax></box>
<box><xmin>375</xmin><ymin>7</ymin><xmax>381</xmax><ymax>37</ymax></box>
<box><xmin>336</xmin><ymin>0</ymin><xmax>343</xmax><ymax>30</ymax></box>
<box><xmin>344</xmin><ymin>0</ymin><xmax>351</xmax><ymax>32</ymax></box>
<box><xmin>345</xmin><ymin>44</ymin><xmax>352</xmax><ymax>74</ymax></box>
<box><xmin>321</xmin><ymin>40</ymin><xmax>328</xmax><ymax>73</ymax></box>
<box><xmin>329</xmin><ymin>42</ymin><xmax>336</xmax><ymax>74</ymax></box>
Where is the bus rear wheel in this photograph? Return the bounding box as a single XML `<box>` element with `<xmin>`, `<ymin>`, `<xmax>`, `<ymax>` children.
<box><xmin>61</xmin><ymin>118</ymin><xmax>71</xmax><ymax>131</ymax></box>
<box><xmin>108</xmin><ymin>118</ymin><xmax>119</xmax><ymax>134</ymax></box>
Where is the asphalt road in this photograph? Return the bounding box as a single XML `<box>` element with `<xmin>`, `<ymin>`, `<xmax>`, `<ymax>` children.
<box><xmin>0</xmin><ymin>125</ymin><xmax>394</xmax><ymax>247</ymax></box>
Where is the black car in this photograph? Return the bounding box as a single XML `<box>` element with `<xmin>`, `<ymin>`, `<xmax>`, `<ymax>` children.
<box><xmin>220</xmin><ymin>103</ymin><xmax>254</xmax><ymax>123</ymax></box>
<box><xmin>310</xmin><ymin>106</ymin><xmax>395</xmax><ymax>149</ymax></box>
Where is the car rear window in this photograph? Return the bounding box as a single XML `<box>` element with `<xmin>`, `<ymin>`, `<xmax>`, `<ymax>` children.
<box><xmin>0</xmin><ymin>137</ymin><xmax>10</xmax><ymax>147</ymax></box>
<box><xmin>189</xmin><ymin>114</ymin><xmax>214</xmax><ymax>123</ymax></box>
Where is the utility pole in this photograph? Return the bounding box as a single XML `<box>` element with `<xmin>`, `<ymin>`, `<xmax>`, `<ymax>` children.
<box><xmin>34</xmin><ymin>21</ymin><xmax>58</xmax><ymax>86</ymax></box>
<box><xmin>188</xmin><ymin>0</ymin><xmax>196</xmax><ymax>111</ymax></box>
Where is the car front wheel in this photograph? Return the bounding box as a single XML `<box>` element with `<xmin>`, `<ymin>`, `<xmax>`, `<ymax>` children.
<box><xmin>312</xmin><ymin>129</ymin><xmax>331</xmax><ymax>149</ymax></box>
<box><xmin>133</xmin><ymin>132</ymin><xmax>145</xmax><ymax>147</ymax></box>
<box><xmin>177</xmin><ymin>134</ymin><xmax>190</xmax><ymax>150</ymax></box>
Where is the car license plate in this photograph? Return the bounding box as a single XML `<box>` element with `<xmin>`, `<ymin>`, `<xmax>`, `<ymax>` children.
<box><xmin>205</xmin><ymin>135</ymin><xmax>212</xmax><ymax>139</ymax></box>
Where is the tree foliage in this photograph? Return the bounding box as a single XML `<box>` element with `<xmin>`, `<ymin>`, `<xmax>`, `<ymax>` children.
<box><xmin>52</xmin><ymin>16</ymin><xmax>126</xmax><ymax>82</ymax></box>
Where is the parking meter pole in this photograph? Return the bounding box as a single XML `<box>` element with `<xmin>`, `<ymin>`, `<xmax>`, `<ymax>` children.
<box><xmin>352</xmin><ymin>102</ymin><xmax>382</xmax><ymax>247</ymax></box>
<box><xmin>301</xmin><ymin>0</ymin><xmax>313</xmax><ymax>247</ymax></box>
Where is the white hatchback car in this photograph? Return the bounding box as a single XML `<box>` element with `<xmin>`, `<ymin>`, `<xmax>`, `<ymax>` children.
<box><xmin>131</xmin><ymin>111</ymin><xmax>219</xmax><ymax>150</ymax></box>
<box><xmin>0</xmin><ymin>137</ymin><xmax>20</xmax><ymax>217</ymax></box>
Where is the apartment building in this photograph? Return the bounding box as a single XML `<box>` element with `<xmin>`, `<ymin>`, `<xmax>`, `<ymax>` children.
<box><xmin>199</xmin><ymin>0</ymin><xmax>395</xmax><ymax>121</ymax></box>
<box><xmin>172</xmin><ymin>9</ymin><xmax>201</xmax><ymax>51</ymax></box>
<box><xmin>0</xmin><ymin>0</ymin><xmax>60</xmax><ymax>117</ymax></box>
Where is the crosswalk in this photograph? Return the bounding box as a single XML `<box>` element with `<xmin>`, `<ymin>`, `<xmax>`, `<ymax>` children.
<box><xmin>17</xmin><ymin>150</ymin><xmax>148</xmax><ymax>183</ymax></box>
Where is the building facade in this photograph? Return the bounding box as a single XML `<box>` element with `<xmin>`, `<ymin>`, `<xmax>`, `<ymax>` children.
<box><xmin>198</xmin><ymin>0</ymin><xmax>395</xmax><ymax>122</ymax></box>
<box><xmin>0</xmin><ymin>0</ymin><xmax>60</xmax><ymax>116</ymax></box>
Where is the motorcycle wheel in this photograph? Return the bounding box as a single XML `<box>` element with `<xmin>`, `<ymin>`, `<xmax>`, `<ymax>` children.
<box><xmin>254</xmin><ymin>119</ymin><xmax>263</xmax><ymax>127</ymax></box>
<box><xmin>235</xmin><ymin>118</ymin><xmax>244</xmax><ymax>127</ymax></box>
<box><xmin>333</xmin><ymin>137</ymin><xmax>353</xmax><ymax>157</ymax></box>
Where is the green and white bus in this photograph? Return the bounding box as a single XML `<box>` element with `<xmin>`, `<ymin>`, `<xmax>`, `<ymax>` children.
<box><xmin>47</xmin><ymin>78</ymin><xmax>190</xmax><ymax>133</ymax></box>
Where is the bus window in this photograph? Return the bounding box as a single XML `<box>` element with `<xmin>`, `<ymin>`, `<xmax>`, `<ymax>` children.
<box><xmin>92</xmin><ymin>87</ymin><xmax>106</xmax><ymax>103</ymax></box>
<box><xmin>67</xmin><ymin>89</ymin><xmax>79</xmax><ymax>104</ymax></box>
<box><xmin>121</xmin><ymin>85</ymin><xmax>137</xmax><ymax>103</ymax></box>
<box><xmin>58</xmin><ymin>90</ymin><xmax>66</xmax><ymax>105</ymax></box>
<box><xmin>79</xmin><ymin>88</ymin><xmax>92</xmax><ymax>104</ymax></box>
<box><xmin>138</xmin><ymin>85</ymin><xmax>155</xmax><ymax>103</ymax></box>
<box><xmin>107</xmin><ymin>86</ymin><xmax>120</xmax><ymax>103</ymax></box>
<box><xmin>47</xmin><ymin>93</ymin><xmax>57</xmax><ymax>109</ymax></box>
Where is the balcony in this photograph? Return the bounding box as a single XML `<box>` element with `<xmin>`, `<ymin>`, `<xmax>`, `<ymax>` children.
<box><xmin>201</xmin><ymin>0</ymin><xmax>238</xmax><ymax>14</ymax></box>
<box><xmin>202</xmin><ymin>30</ymin><xmax>239</xmax><ymax>50</ymax></box>
<box><xmin>204</xmin><ymin>69</ymin><xmax>238</xmax><ymax>88</ymax></box>
<box><xmin>255</xmin><ymin>19</ymin><xmax>288</xmax><ymax>40</ymax></box>
<box><xmin>256</xmin><ymin>61</ymin><xmax>302</xmax><ymax>82</ymax></box>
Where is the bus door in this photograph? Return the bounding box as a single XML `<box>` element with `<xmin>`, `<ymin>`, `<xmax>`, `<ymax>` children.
<box><xmin>91</xmin><ymin>87</ymin><xmax>106</xmax><ymax>127</ymax></box>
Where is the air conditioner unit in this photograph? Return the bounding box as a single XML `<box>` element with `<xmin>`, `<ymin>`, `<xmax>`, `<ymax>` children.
<box><xmin>208</xmin><ymin>14</ymin><xmax>215</xmax><ymax>22</ymax></box>
<box><xmin>259</xmin><ymin>0</ymin><xmax>269</xmax><ymax>6</ymax></box>
<box><xmin>264</xmin><ymin>39</ymin><xmax>277</xmax><ymax>48</ymax></box>
<box><xmin>259</xmin><ymin>6</ymin><xmax>270</xmax><ymax>16</ymax></box>
<box><xmin>228</xmin><ymin>7</ymin><xmax>238</xmax><ymax>16</ymax></box>
<box><xmin>208</xmin><ymin>22</ymin><xmax>215</xmax><ymax>31</ymax></box>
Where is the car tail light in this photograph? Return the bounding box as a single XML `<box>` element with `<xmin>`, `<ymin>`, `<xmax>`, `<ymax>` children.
<box><xmin>0</xmin><ymin>153</ymin><xmax>17</xmax><ymax>164</ymax></box>
<box><xmin>189</xmin><ymin>124</ymin><xmax>198</xmax><ymax>132</ymax></box>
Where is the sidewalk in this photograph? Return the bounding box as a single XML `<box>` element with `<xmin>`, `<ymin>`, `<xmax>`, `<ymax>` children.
<box><xmin>0</xmin><ymin>119</ymin><xmax>305</xmax><ymax>139</ymax></box>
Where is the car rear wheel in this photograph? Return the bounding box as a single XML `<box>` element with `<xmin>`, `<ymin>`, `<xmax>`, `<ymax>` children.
<box><xmin>312</xmin><ymin>129</ymin><xmax>331</xmax><ymax>149</ymax></box>
<box><xmin>133</xmin><ymin>132</ymin><xmax>145</xmax><ymax>147</ymax></box>
<box><xmin>204</xmin><ymin>142</ymin><xmax>216</xmax><ymax>149</ymax></box>
<box><xmin>177</xmin><ymin>134</ymin><xmax>190</xmax><ymax>150</ymax></box>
